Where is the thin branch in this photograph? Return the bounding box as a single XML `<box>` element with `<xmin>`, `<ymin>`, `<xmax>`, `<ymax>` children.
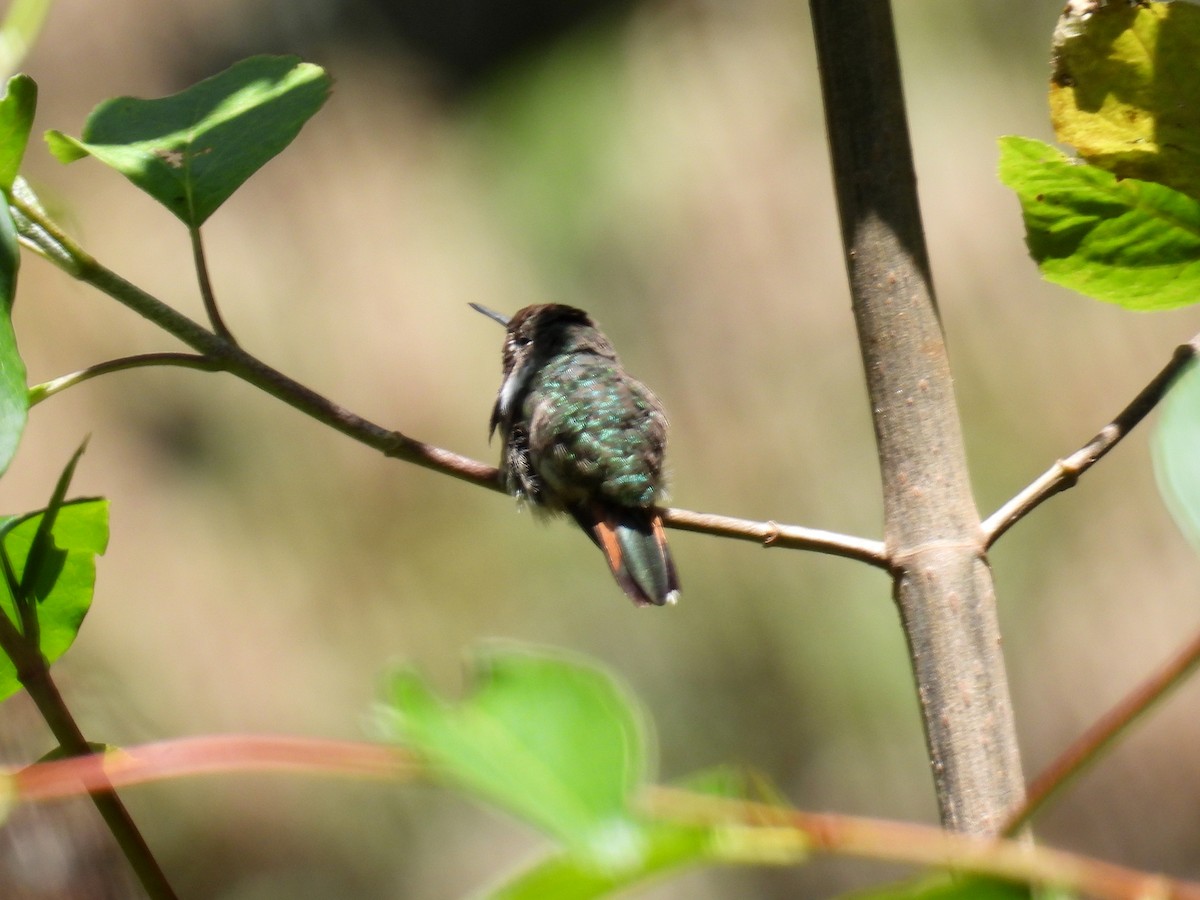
<box><xmin>983</xmin><ymin>336</ymin><xmax>1199</xmax><ymax>547</ymax></box>
<box><xmin>644</xmin><ymin>787</ymin><xmax>1198</xmax><ymax>900</ymax></box>
<box><xmin>1002</xmin><ymin>623</ymin><xmax>1200</xmax><ymax>837</ymax></box>
<box><xmin>12</xmin><ymin>194</ymin><xmax>890</xmax><ymax>567</ymax></box>
<box><xmin>12</xmin><ymin>734</ymin><xmax>1200</xmax><ymax>899</ymax></box>
<box><xmin>662</xmin><ymin>508</ymin><xmax>888</xmax><ymax>567</ymax></box>
<box><xmin>28</xmin><ymin>353</ymin><xmax>220</xmax><ymax>405</ymax></box>
<box><xmin>188</xmin><ymin>226</ymin><xmax>236</xmax><ymax>343</ymax></box>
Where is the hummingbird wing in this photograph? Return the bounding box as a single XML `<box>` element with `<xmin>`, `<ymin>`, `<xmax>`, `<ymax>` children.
<box><xmin>527</xmin><ymin>360</ymin><xmax>669</xmax><ymax>509</ymax></box>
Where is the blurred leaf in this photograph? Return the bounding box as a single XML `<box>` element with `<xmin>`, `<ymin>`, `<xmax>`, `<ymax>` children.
<box><xmin>998</xmin><ymin>135</ymin><xmax>1200</xmax><ymax>310</ymax></box>
<box><xmin>381</xmin><ymin>646</ymin><xmax>649</xmax><ymax>867</ymax></box>
<box><xmin>1050</xmin><ymin>0</ymin><xmax>1200</xmax><ymax>203</ymax></box>
<box><xmin>844</xmin><ymin>875</ymin><xmax>1031</xmax><ymax>900</ymax></box>
<box><xmin>45</xmin><ymin>55</ymin><xmax>330</xmax><ymax>226</ymax></box>
<box><xmin>491</xmin><ymin>766</ymin><xmax>803</xmax><ymax>899</ymax></box>
<box><xmin>490</xmin><ymin>821</ymin><xmax>712</xmax><ymax>900</ymax></box>
<box><xmin>0</xmin><ymin>74</ymin><xmax>35</xmax><ymax>191</ymax></box>
<box><xmin>0</xmin><ymin>498</ymin><xmax>108</xmax><ymax>702</ymax></box>
<box><xmin>0</xmin><ymin>0</ymin><xmax>50</xmax><ymax>83</ymax></box>
<box><xmin>1154</xmin><ymin>358</ymin><xmax>1200</xmax><ymax>550</ymax></box>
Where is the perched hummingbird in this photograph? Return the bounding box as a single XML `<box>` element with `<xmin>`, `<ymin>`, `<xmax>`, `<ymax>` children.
<box><xmin>471</xmin><ymin>302</ymin><xmax>680</xmax><ymax>607</ymax></box>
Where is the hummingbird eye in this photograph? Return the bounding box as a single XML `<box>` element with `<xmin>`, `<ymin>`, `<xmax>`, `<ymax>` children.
<box><xmin>513</xmin><ymin>335</ymin><xmax>531</xmax><ymax>348</ymax></box>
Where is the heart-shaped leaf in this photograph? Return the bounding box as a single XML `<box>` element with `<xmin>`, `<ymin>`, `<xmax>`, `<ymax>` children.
<box><xmin>46</xmin><ymin>55</ymin><xmax>330</xmax><ymax>226</ymax></box>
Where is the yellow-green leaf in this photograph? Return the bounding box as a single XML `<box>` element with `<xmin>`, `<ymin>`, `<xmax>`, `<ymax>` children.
<box><xmin>1050</xmin><ymin>0</ymin><xmax>1200</xmax><ymax>203</ymax></box>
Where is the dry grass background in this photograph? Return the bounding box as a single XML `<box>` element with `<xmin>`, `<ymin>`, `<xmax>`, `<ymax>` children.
<box><xmin>0</xmin><ymin>1</ymin><xmax>1198</xmax><ymax>897</ymax></box>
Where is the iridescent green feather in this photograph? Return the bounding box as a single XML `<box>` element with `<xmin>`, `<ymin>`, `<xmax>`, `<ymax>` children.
<box><xmin>525</xmin><ymin>352</ymin><xmax>666</xmax><ymax>510</ymax></box>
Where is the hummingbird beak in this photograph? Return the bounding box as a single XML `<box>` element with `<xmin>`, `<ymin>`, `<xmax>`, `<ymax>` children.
<box><xmin>469</xmin><ymin>303</ymin><xmax>510</xmax><ymax>327</ymax></box>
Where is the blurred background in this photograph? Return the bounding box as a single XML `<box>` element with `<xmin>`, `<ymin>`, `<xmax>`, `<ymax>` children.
<box><xmin>0</xmin><ymin>0</ymin><xmax>1198</xmax><ymax>896</ymax></box>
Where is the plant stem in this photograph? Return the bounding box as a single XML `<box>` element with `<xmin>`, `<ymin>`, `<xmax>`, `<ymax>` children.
<box><xmin>0</xmin><ymin>611</ymin><xmax>177</xmax><ymax>898</ymax></box>
<box><xmin>809</xmin><ymin>0</ymin><xmax>1025</xmax><ymax>833</ymax></box>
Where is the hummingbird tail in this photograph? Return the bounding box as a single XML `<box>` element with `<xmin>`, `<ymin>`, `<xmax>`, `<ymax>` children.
<box><xmin>578</xmin><ymin>507</ymin><xmax>680</xmax><ymax>607</ymax></box>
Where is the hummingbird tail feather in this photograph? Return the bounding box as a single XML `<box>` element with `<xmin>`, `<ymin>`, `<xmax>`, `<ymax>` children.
<box><xmin>581</xmin><ymin>508</ymin><xmax>679</xmax><ymax>607</ymax></box>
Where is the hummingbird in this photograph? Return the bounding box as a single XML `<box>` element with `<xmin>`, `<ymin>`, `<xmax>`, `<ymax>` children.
<box><xmin>471</xmin><ymin>302</ymin><xmax>680</xmax><ymax>607</ymax></box>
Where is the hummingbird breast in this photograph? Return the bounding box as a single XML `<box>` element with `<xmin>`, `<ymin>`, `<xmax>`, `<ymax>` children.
<box><xmin>514</xmin><ymin>351</ymin><xmax>668</xmax><ymax>512</ymax></box>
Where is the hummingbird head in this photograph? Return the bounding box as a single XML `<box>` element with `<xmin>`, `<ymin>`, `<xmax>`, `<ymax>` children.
<box><xmin>471</xmin><ymin>303</ymin><xmax>616</xmax><ymax>438</ymax></box>
<box><xmin>471</xmin><ymin>302</ymin><xmax>610</xmax><ymax>362</ymax></box>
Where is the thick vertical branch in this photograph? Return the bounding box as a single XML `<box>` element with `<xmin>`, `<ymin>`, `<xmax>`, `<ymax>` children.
<box><xmin>809</xmin><ymin>2</ymin><xmax>1025</xmax><ymax>833</ymax></box>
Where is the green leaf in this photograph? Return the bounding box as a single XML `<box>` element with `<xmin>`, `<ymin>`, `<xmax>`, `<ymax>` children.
<box><xmin>1154</xmin><ymin>358</ymin><xmax>1200</xmax><ymax>550</ymax></box>
<box><xmin>0</xmin><ymin>74</ymin><xmax>35</xmax><ymax>191</ymax></box>
<box><xmin>45</xmin><ymin>55</ymin><xmax>330</xmax><ymax>226</ymax></box>
<box><xmin>16</xmin><ymin>440</ymin><xmax>87</xmax><ymax>623</ymax></box>
<box><xmin>1050</xmin><ymin>0</ymin><xmax>1200</xmax><ymax>204</ymax></box>
<box><xmin>0</xmin><ymin>192</ymin><xmax>25</xmax><ymax>475</ymax></box>
<box><xmin>998</xmin><ymin>135</ymin><xmax>1200</xmax><ymax>310</ymax></box>
<box><xmin>0</xmin><ymin>498</ymin><xmax>108</xmax><ymax>702</ymax></box>
<box><xmin>380</xmin><ymin>649</ymin><xmax>810</xmax><ymax>895</ymax></box>
<box><xmin>380</xmin><ymin>645</ymin><xmax>650</xmax><ymax>867</ymax></box>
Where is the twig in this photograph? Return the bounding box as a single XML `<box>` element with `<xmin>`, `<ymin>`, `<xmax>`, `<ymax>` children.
<box><xmin>662</xmin><ymin>508</ymin><xmax>888</xmax><ymax>567</ymax></box>
<box><xmin>983</xmin><ymin>336</ymin><xmax>1200</xmax><ymax>547</ymax></box>
<box><xmin>1002</xmin><ymin>623</ymin><xmax>1200</xmax><ymax>837</ymax></box>
<box><xmin>28</xmin><ymin>352</ymin><xmax>220</xmax><ymax>405</ymax></box>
